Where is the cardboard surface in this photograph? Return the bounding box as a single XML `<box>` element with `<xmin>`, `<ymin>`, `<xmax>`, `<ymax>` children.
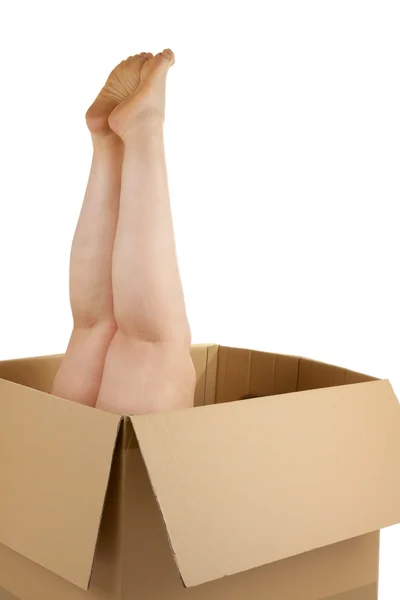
<box><xmin>325</xmin><ymin>582</ymin><xmax>378</xmax><ymax>600</ymax></box>
<box><xmin>117</xmin><ymin>445</ymin><xmax>378</xmax><ymax>600</ymax></box>
<box><xmin>0</xmin><ymin>581</ymin><xmax>379</xmax><ymax>600</ymax></box>
<box><xmin>0</xmin><ymin>354</ymin><xmax>62</xmax><ymax>393</ymax></box>
<box><xmin>132</xmin><ymin>378</ymin><xmax>400</xmax><ymax>587</ymax></box>
<box><xmin>0</xmin><ymin>530</ymin><xmax>379</xmax><ymax>600</ymax></box>
<box><xmin>213</xmin><ymin>346</ymin><xmax>376</xmax><ymax>404</ymax></box>
<box><xmin>215</xmin><ymin>347</ymin><xmax>299</xmax><ymax>402</ymax></box>
<box><xmin>0</xmin><ymin>377</ymin><xmax>121</xmax><ymax>589</ymax></box>
<box><xmin>0</xmin><ymin>587</ymin><xmax>18</xmax><ymax>600</ymax></box>
<box><xmin>298</xmin><ymin>357</ymin><xmax>376</xmax><ymax>391</ymax></box>
<box><xmin>0</xmin><ymin>407</ymin><xmax>380</xmax><ymax>600</ymax></box>
<box><xmin>0</xmin><ymin>344</ymin><xmax>395</xmax><ymax>600</ymax></box>
<box><xmin>189</xmin><ymin>344</ymin><xmax>219</xmax><ymax>406</ymax></box>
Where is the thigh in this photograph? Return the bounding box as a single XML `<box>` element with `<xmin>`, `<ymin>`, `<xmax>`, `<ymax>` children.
<box><xmin>96</xmin><ymin>330</ymin><xmax>196</xmax><ymax>415</ymax></box>
<box><xmin>51</xmin><ymin>321</ymin><xmax>116</xmax><ymax>407</ymax></box>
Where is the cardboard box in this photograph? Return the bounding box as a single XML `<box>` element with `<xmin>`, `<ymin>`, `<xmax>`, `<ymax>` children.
<box><xmin>1</xmin><ymin>343</ymin><xmax>400</xmax><ymax>600</ymax></box>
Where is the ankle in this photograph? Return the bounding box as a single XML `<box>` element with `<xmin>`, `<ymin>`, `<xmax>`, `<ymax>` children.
<box><xmin>91</xmin><ymin>131</ymin><xmax>124</xmax><ymax>153</ymax></box>
<box><xmin>119</xmin><ymin>115</ymin><xmax>164</xmax><ymax>144</ymax></box>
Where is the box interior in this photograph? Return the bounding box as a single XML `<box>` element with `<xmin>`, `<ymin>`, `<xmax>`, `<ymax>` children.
<box><xmin>190</xmin><ymin>344</ymin><xmax>377</xmax><ymax>408</ymax></box>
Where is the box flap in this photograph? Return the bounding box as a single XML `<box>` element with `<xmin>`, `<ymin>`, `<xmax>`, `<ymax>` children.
<box><xmin>0</xmin><ymin>377</ymin><xmax>121</xmax><ymax>590</ymax></box>
<box><xmin>131</xmin><ymin>379</ymin><xmax>400</xmax><ymax>587</ymax></box>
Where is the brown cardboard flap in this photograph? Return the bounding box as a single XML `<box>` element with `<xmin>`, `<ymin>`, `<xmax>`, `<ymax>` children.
<box><xmin>0</xmin><ymin>377</ymin><xmax>121</xmax><ymax>590</ymax></box>
<box><xmin>131</xmin><ymin>379</ymin><xmax>400</xmax><ymax>588</ymax></box>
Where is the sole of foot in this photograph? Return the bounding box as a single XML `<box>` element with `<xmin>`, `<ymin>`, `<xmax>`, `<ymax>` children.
<box><xmin>85</xmin><ymin>52</ymin><xmax>154</xmax><ymax>137</ymax></box>
<box><xmin>108</xmin><ymin>49</ymin><xmax>175</xmax><ymax>139</ymax></box>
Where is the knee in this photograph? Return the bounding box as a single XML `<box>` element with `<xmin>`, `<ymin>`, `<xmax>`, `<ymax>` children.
<box><xmin>73</xmin><ymin>313</ymin><xmax>117</xmax><ymax>331</ymax></box>
<box><xmin>114</xmin><ymin>308</ymin><xmax>192</xmax><ymax>347</ymax></box>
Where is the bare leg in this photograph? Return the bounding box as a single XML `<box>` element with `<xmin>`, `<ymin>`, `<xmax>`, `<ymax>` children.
<box><xmin>96</xmin><ymin>50</ymin><xmax>195</xmax><ymax>415</ymax></box>
<box><xmin>51</xmin><ymin>54</ymin><xmax>152</xmax><ymax>407</ymax></box>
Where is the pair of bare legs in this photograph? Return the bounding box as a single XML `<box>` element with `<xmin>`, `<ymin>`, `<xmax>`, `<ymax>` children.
<box><xmin>51</xmin><ymin>49</ymin><xmax>196</xmax><ymax>415</ymax></box>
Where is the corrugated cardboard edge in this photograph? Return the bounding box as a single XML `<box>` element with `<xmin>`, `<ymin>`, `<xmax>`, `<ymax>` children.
<box><xmin>203</xmin><ymin>344</ymin><xmax>219</xmax><ymax>405</ymax></box>
<box><xmin>189</xmin><ymin>344</ymin><xmax>219</xmax><ymax>406</ymax></box>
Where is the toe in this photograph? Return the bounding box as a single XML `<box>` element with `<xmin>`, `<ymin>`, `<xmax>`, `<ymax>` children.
<box><xmin>160</xmin><ymin>48</ymin><xmax>175</xmax><ymax>65</ymax></box>
<box><xmin>127</xmin><ymin>54</ymin><xmax>150</xmax><ymax>69</ymax></box>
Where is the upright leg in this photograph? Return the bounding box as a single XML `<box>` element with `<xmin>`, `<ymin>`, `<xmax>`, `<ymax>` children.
<box><xmin>52</xmin><ymin>54</ymin><xmax>152</xmax><ymax>407</ymax></box>
<box><xmin>96</xmin><ymin>50</ymin><xmax>195</xmax><ymax>415</ymax></box>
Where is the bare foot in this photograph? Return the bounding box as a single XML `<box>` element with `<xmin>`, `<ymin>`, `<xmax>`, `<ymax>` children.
<box><xmin>108</xmin><ymin>49</ymin><xmax>175</xmax><ymax>139</ymax></box>
<box><xmin>85</xmin><ymin>52</ymin><xmax>153</xmax><ymax>137</ymax></box>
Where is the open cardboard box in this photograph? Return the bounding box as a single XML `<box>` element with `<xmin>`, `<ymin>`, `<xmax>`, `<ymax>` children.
<box><xmin>1</xmin><ymin>343</ymin><xmax>400</xmax><ymax>600</ymax></box>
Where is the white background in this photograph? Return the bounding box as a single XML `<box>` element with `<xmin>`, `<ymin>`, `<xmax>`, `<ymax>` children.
<box><xmin>0</xmin><ymin>1</ymin><xmax>399</xmax><ymax>597</ymax></box>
